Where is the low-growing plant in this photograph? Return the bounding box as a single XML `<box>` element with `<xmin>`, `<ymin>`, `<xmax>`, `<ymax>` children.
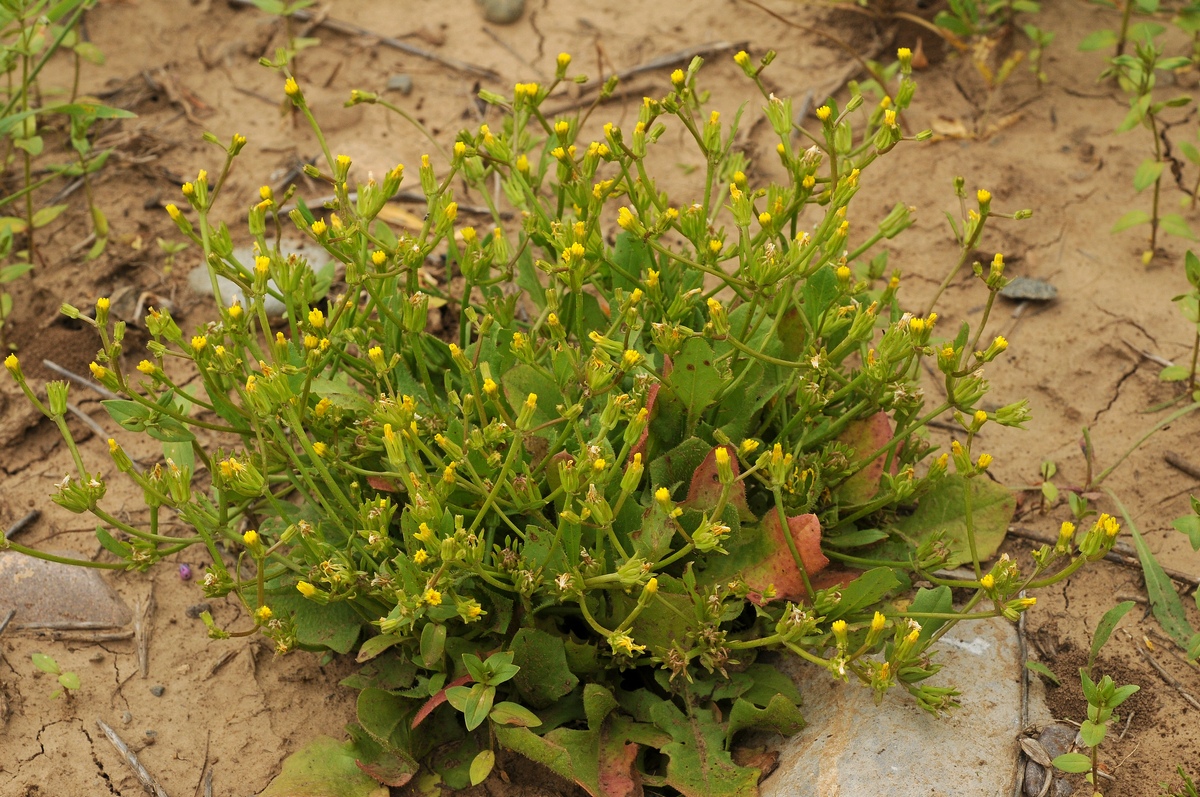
<box><xmin>1080</xmin><ymin>0</ymin><xmax>1162</xmax><ymax>58</ymax></box>
<box><xmin>1107</xmin><ymin>35</ymin><xmax>1193</xmax><ymax>263</ymax></box>
<box><xmin>1051</xmin><ymin>600</ymin><xmax>1140</xmax><ymax>789</ymax></box>
<box><xmin>31</xmin><ymin>652</ymin><xmax>80</xmax><ymax>700</ymax></box>
<box><xmin>1</xmin><ymin>49</ymin><xmax>1120</xmax><ymax>793</ymax></box>
<box><xmin>1159</xmin><ymin>250</ymin><xmax>1200</xmax><ymax>394</ymax></box>
<box><xmin>1162</xmin><ymin>765</ymin><xmax>1200</xmax><ymax>797</ymax></box>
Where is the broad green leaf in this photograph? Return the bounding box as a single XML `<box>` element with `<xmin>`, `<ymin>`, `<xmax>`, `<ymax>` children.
<box><xmin>610</xmin><ymin>231</ymin><xmax>652</xmax><ymax>293</ymax></box>
<box><xmin>894</xmin><ymin>475</ymin><xmax>1015</xmax><ymax>567</ymax></box>
<box><xmin>31</xmin><ymin>653</ymin><xmax>59</xmax><ymax>675</ymax></box>
<box><xmin>741</xmin><ymin>663</ymin><xmax>804</xmax><ymax>708</ymax></box>
<box><xmin>1128</xmin><ymin>521</ymin><xmax>1195</xmax><ymax>648</ymax></box>
<box><xmin>1133</xmin><ymin>159</ymin><xmax>1164</xmax><ymax>192</ymax></box>
<box><xmin>1161</xmin><ymin>365</ymin><xmax>1191</xmax><ymax>382</ymax></box>
<box><xmin>272</xmin><ymin>592</ymin><xmax>363</xmax><ymax>653</ymax></box>
<box><xmin>31</xmin><ymin>203</ymin><xmax>68</xmax><ymax>228</ymax></box>
<box><xmin>344</xmin><ymin>723</ymin><xmax>420</xmax><ymax>788</ymax></box>
<box><xmin>1080</xmin><ymin>719</ymin><xmax>1107</xmax><ymax>748</ymax></box>
<box><xmin>510</xmin><ymin>628</ymin><xmax>579</xmax><ymax>708</ymax></box>
<box><xmin>1182</xmin><ymin>142</ymin><xmax>1200</xmax><ymax>166</ymax></box>
<box><xmin>57</xmin><ymin>672</ymin><xmax>80</xmax><ymax>690</ymax></box>
<box><xmin>95</xmin><ymin>527</ymin><xmax>132</xmax><ymax>558</ymax></box>
<box><xmin>1024</xmin><ymin>661</ymin><xmax>1061</xmax><ymax>685</ymax></box>
<box><xmin>824</xmin><ymin>527</ymin><xmax>889</xmax><ymax>548</ymax></box>
<box><xmin>1078</xmin><ymin>29</ymin><xmax>1118</xmax><ymax>51</ymax></box>
<box><xmin>0</xmin><ymin>263</ymin><xmax>33</xmax><ymax>282</ymax></box>
<box><xmin>1172</xmin><ymin>514</ymin><xmax>1200</xmax><ymax>550</ymax></box>
<box><xmin>501</xmin><ymin>363</ymin><xmax>561</xmax><ymax>438</ymax></box>
<box><xmin>1052</xmin><ymin>752</ymin><xmax>1093</xmax><ymax>773</ymax></box>
<box><xmin>356</xmin><ymin>688</ymin><xmax>409</xmax><ymax>749</ymax></box>
<box><xmin>664</xmin><ymin>337</ymin><xmax>721</xmax><ymax>419</ymax></box>
<box><xmin>1161</xmin><ymin>214</ymin><xmax>1197</xmax><ymax>240</ymax></box>
<box><xmin>489</xmin><ymin>701</ymin><xmax>543</xmax><ymax>727</ymax></box>
<box><xmin>463</xmin><ymin>684</ymin><xmax>496</xmax><ymax>731</ymax></box>
<box><xmin>724</xmin><ymin>695</ymin><xmax>804</xmax><ymax>745</ymax></box>
<box><xmin>14</xmin><ymin>136</ymin><xmax>44</xmax><ymax>156</ymax></box>
<box><xmin>908</xmin><ymin>586</ymin><xmax>954</xmax><ymax>642</ymax></box>
<box><xmin>469</xmin><ymin>750</ymin><xmax>495</xmax><ymax>786</ymax></box>
<box><xmin>356</xmin><ymin>633</ymin><xmax>402</xmax><ymax>663</ymax></box>
<box><xmin>420</xmin><ymin>623</ymin><xmax>446</xmax><ymax>668</ymax></box>
<box><xmin>651</xmin><ymin>701</ymin><xmax>760</xmax><ymax>797</ymax></box>
<box><xmin>1112</xmin><ymin>209</ymin><xmax>1151</xmax><ymax>232</ymax></box>
<box><xmin>259</xmin><ymin>735</ymin><xmax>389</xmax><ymax>797</ymax></box>
<box><xmin>825</xmin><ymin>567</ymin><xmax>901</xmax><ymax>621</ymax></box>
<box><xmin>1090</xmin><ymin>600</ymin><xmax>1136</xmax><ymax>671</ymax></box>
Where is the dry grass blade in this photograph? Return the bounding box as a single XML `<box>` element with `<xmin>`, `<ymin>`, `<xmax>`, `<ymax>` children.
<box><xmin>96</xmin><ymin>718</ymin><xmax>171</xmax><ymax>797</ymax></box>
<box><xmin>135</xmin><ymin>587</ymin><xmax>155</xmax><ymax>678</ymax></box>
<box><xmin>1134</xmin><ymin>639</ymin><xmax>1200</xmax><ymax>712</ymax></box>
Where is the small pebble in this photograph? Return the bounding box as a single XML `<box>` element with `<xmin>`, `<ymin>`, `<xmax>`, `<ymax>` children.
<box><xmin>478</xmin><ymin>0</ymin><xmax>524</xmax><ymax>23</ymax></box>
<box><xmin>386</xmin><ymin>74</ymin><xmax>413</xmax><ymax>96</ymax></box>
<box><xmin>185</xmin><ymin>602</ymin><xmax>211</xmax><ymax>619</ymax></box>
<box><xmin>89</xmin><ymin>651</ymin><xmax>105</xmax><ymax>663</ymax></box>
<box><xmin>150</xmin><ymin>685</ymin><xmax>165</xmax><ymax>697</ymax></box>
<box><xmin>121</xmin><ymin>711</ymin><xmax>132</xmax><ymax>725</ymax></box>
<box><xmin>178</xmin><ymin>563</ymin><xmax>192</xmax><ymax>581</ymax></box>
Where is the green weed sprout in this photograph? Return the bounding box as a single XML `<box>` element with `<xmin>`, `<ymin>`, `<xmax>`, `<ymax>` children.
<box><xmin>31</xmin><ymin>652</ymin><xmax>80</xmax><ymax>700</ymax></box>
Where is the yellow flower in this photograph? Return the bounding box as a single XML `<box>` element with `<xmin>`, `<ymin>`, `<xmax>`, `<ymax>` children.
<box><xmin>815</xmin><ymin>105</ymin><xmax>832</xmax><ymax>121</ymax></box>
<box><xmin>296</xmin><ymin>581</ymin><xmax>317</xmax><ymax>597</ymax></box>
<box><xmin>243</xmin><ymin>530</ymin><xmax>260</xmax><ymax>546</ymax></box>
<box><xmin>592</xmin><ymin>459</ymin><xmax>606</xmax><ymax>472</ymax></box>
<box><xmin>228</xmin><ymin>301</ymin><xmax>243</xmax><ymax>320</ymax></box>
<box><xmin>655</xmin><ymin>487</ymin><xmax>671</xmax><ymax>503</ymax></box>
<box><xmin>308</xmin><ymin>308</ymin><xmax>325</xmax><ymax>329</ymax></box>
<box><xmin>980</xmin><ymin>574</ymin><xmax>995</xmax><ymax>590</ymax></box>
<box><xmin>137</xmin><ymin>360</ymin><xmax>155</xmax><ymax>374</ymax></box>
<box><xmin>708</xmin><ymin>239</ymin><xmax>722</xmax><ymax>254</ymax></box>
<box><xmin>871</xmin><ymin>611</ymin><xmax>886</xmax><ymax>632</ymax></box>
<box><xmin>629</xmin><ymin>288</ymin><xmax>643</xmax><ymax>305</ymax></box>
<box><xmin>314</xmin><ymin>398</ymin><xmax>332</xmax><ymax>417</ymax></box>
<box><xmin>255</xmin><ymin>605</ymin><xmax>273</xmax><ymax>622</ymax></box>
<box><xmin>974</xmin><ymin>410</ymin><xmax>988</xmax><ymax>426</ymax></box>
<box><xmin>609</xmin><ymin>632</ymin><xmax>645</xmax><ymax>656</ymax></box>
<box><xmin>646</xmin><ymin>269</ymin><xmax>659</xmax><ymax>288</ymax></box>
<box><xmin>483</xmin><ymin>378</ymin><xmax>498</xmax><ymax>396</ymax></box>
<box><xmin>416</xmin><ymin>523</ymin><xmax>437</xmax><ymax>543</ymax></box>
<box><xmin>255</xmin><ymin>255</ymin><xmax>270</xmax><ymax>275</ymax></box>
<box><xmin>516</xmin><ymin>154</ymin><xmax>530</xmax><ymax>173</ymax></box>
<box><xmin>442</xmin><ymin>464</ymin><xmax>457</xmax><ymax>484</ymax></box>
<box><xmin>413</xmin><ymin>549</ymin><xmax>429</xmax><ymax>565</ymax></box>
<box><xmin>311</xmin><ymin>219</ymin><xmax>328</xmax><ymax>236</ymax></box>
<box><xmin>181</xmin><ymin>182</ymin><xmax>194</xmax><ymax>197</ymax></box>
<box><xmin>802</xmin><ymin>174</ymin><xmax>816</xmax><ymax>189</ymax></box>
<box><xmin>304</xmin><ymin>334</ymin><xmax>319</xmax><ymax>350</ymax></box>
<box><xmin>165</xmin><ymin>203</ymin><xmax>181</xmax><ymax>220</ymax></box>
<box><xmin>977</xmin><ymin>189</ymin><xmax>991</xmax><ymax>204</ymax></box>
<box><xmin>977</xmin><ymin>453</ymin><xmax>992</xmax><ymax>470</ymax></box>
<box><xmin>312</xmin><ymin>442</ymin><xmax>327</xmax><ymax>457</ymax></box>
<box><xmin>371</xmin><ymin>250</ymin><xmax>387</xmax><ymax>266</ymax></box>
<box><xmin>739</xmin><ymin>439</ymin><xmax>759</xmax><ymax>456</ymax></box>
<box><xmin>557</xmin><ymin>52</ymin><xmax>571</xmax><ymax>70</ymax></box>
<box><xmin>671</xmin><ymin>68</ymin><xmax>685</xmax><ymax>86</ymax></box>
<box><xmin>259</xmin><ymin>185</ymin><xmax>273</xmax><ymax>201</ymax></box>
<box><xmin>284</xmin><ymin>76</ymin><xmax>300</xmax><ymax>97</ymax></box>
<box><xmin>423</xmin><ymin>588</ymin><xmax>442</xmax><ymax>606</ymax></box>
<box><xmin>621</xmin><ymin>350</ymin><xmax>641</xmax><ymax>370</ymax></box>
<box><xmin>617</xmin><ymin>207</ymin><xmax>636</xmax><ymax>230</ymax></box>
<box><xmin>89</xmin><ymin>362</ymin><xmax>108</xmax><ymax>380</ymax></box>
<box><xmin>758</xmin><ymin>211</ymin><xmax>772</xmax><ymax>226</ymax></box>
<box><xmin>733</xmin><ymin>50</ymin><xmax>750</xmax><ymax>67</ymax></box>
<box><xmin>443</xmin><ymin>202</ymin><xmax>458</xmax><ymax>222</ymax></box>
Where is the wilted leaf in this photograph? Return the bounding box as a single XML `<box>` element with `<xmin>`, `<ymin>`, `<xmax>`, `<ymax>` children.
<box><xmin>836</xmin><ymin>413</ymin><xmax>895</xmax><ymax>505</ymax></box>
<box><xmin>469</xmin><ymin>750</ymin><xmax>495</xmax><ymax>786</ymax></box>
<box><xmin>700</xmin><ymin>512</ymin><xmax>828</xmax><ymax>603</ymax></box>
<box><xmin>684</xmin><ymin>445</ymin><xmax>752</xmax><ymax>519</ymax></box>
<box><xmin>259</xmin><ymin>736</ymin><xmax>389</xmax><ymax>797</ymax></box>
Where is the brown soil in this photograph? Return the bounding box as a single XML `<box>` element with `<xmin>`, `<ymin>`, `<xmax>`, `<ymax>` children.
<box><xmin>2</xmin><ymin>1</ymin><xmax>1200</xmax><ymax>796</ymax></box>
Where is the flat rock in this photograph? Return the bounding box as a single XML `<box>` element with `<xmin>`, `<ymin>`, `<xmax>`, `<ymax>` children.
<box><xmin>762</xmin><ymin>616</ymin><xmax>1024</xmax><ymax>797</ymax></box>
<box><xmin>0</xmin><ymin>551</ymin><xmax>131</xmax><ymax>629</ymax></box>
<box><xmin>188</xmin><ymin>240</ymin><xmax>331</xmax><ymax>317</ymax></box>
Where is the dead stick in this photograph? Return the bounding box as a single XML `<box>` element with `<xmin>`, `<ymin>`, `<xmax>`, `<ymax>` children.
<box><xmin>0</xmin><ymin>609</ymin><xmax>15</xmax><ymax>638</ymax></box>
<box><xmin>96</xmin><ymin>718</ymin><xmax>171</xmax><ymax>797</ymax></box>
<box><xmin>1165</xmin><ymin>451</ymin><xmax>1200</xmax><ymax>482</ymax></box>
<box><xmin>577</xmin><ymin>40</ymin><xmax>748</xmax><ymax>94</ymax></box>
<box><xmin>225</xmin><ymin>0</ymin><xmax>499</xmax><ymax>80</ymax></box>
<box><xmin>4</xmin><ymin>509</ymin><xmax>40</xmax><ymax>540</ymax></box>
<box><xmin>32</xmin><ymin>629</ymin><xmax>135</xmax><ymax>642</ymax></box>
<box><xmin>42</xmin><ymin>359</ymin><xmax>120</xmax><ymax>401</ymax></box>
<box><xmin>1008</xmin><ymin>526</ymin><xmax>1200</xmax><ymax>589</ymax></box>
<box><xmin>135</xmin><ymin>587</ymin><xmax>155</xmax><ymax>678</ymax></box>
<box><xmin>1133</xmin><ymin>640</ymin><xmax>1200</xmax><ymax>711</ymax></box>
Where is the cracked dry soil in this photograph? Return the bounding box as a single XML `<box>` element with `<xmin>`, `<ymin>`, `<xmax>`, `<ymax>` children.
<box><xmin>1</xmin><ymin>1</ymin><xmax>1200</xmax><ymax>795</ymax></box>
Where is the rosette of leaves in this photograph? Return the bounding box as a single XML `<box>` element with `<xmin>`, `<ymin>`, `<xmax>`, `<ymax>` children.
<box><xmin>4</xmin><ymin>51</ymin><xmax>1047</xmax><ymax>796</ymax></box>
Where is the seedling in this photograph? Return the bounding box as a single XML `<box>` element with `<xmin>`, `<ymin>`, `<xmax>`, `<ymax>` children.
<box><xmin>31</xmin><ymin>652</ymin><xmax>80</xmax><ymax>700</ymax></box>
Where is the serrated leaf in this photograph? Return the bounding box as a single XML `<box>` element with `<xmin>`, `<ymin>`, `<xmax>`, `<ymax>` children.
<box><xmin>651</xmin><ymin>701</ymin><xmax>760</xmax><ymax>797</ymax></box>
<box><xmin>1053</xmin><ymin>752</ymin><xmax>1093</xmax><ymax>773</ymax></box>
<box><xmin>1133</xmin><ymin>159</ymin><xmax>1165</xmax><ymax>192</ymax></box>
<box><xmin>1090</xmin><ymin>600</ymin><xmax>1136</xmax><ymax>671</ymax></box>
<box><xmin>1112</xmin><ymin>209</ymin><xmax>1151</xmax><ymax>232</ymax></box>
<box><xmin>1025</xmin><ymin>660</ymin><xmax>1061</xmax><ymax>685</ymax></box>
<box><xmin>469</xmin><ymin>750</ymin><xmax>495</xmax><ymax>786</ymax></box>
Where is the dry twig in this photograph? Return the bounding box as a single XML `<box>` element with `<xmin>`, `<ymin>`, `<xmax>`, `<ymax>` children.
<box><xmin>4</xmin><ymin>509</ymin><xmax>40</xmax><ymax>540</ymax></box>
<box><xmin>96</xmin><ymin>718</ymin><xmax>171</xmax><ymax>797</ymax></box>
<box><xmin>1133</xmin><ymin>638</ymin><xmax>1200</xmax><ymax>712</ymax></box>
<box><xmin>42</xmin><ymin>359</ymin><xmax>120</xmax><ymax>401</ymax></box>
<box><xmin>1164</xmin><ymin>450</ymin><xmax>1200</xmax><ymax>482</ymax></box>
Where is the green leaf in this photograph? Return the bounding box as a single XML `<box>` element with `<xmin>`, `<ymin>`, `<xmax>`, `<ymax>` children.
<box><xmin>1053</xmin><ymin>752</ymin><xmax>1094</xmax><ymax>773</ymax></box>
<box><xmin>1041</xmin><ymin>481</ymin><xmax>1060</xmax><ymax>503</ymax></box>
<box><xmin>469</xmin><ymin>750</ymin><xmax>495</xmax><ymax>786</ymax></box>
<box><xmin>1161</xmin><ymin>365</ymin><xmax>1192</xmax><ymax>382</ymax></box>
<box><xmin>510</xmin><ymin>628</ymin><xmax>580</xmax><ymax>708</ymax></box>
<box><xmin>1078</xmin><ymin>29</ymin><xmax>1118</xmax><ymax>50</ymax></box>
<box><xmin>651</xmin><ymin>701</ymin><xmax>760</xmax><ymax>797</ymax></box>
<box><xmin>1024</xmin><ymin>661</ymin><xmax>1061</xmax><ymax>686</ymax></box>
<box><xmin>1133</xmin><ymin>159</ymin><xmax>1165</xmax><ymax>192</ymax></box>
<box><xmin>95</xmin><ymin>527</ymin><xmax>132</xmax><ymax>559</ymax></box>
<box><xmin>0</xmin><ymin>263</ymin><xmax>33</xmax><ymax>283</ymax></box>
<box><xmin>1187</xmin><ymin>250</ymin><xmax>1200</xmax><ymax>288</ymax></box>
<box><xmin>57</xmin><ymin>672</ymin><xmax>80</xmax><ymax>690</ymax></box>
<box><xmin>1172</xmin><ymin>514</ymin><xmax>1200</xmax><ymax>550</ymax></box>
<box><xmin>259</xmin><ymin>735</ymin><xmax>389</xmax><ymax>797</ymax></box>
<box><xmin>1162</xmin><ymin>214</ymin><xmax>1197</xmax><ymax>240</ymax></box>
<box><xmin>14</xmin><ymin>136</ymin><xmax>44</xmax><ymax>156</ymax></box>
<box><xmin>1090</xmin><ymin>600</ymin><xmax>1136</xmax><ymax>671</ymax></box>
<box><xmin>824</xmin><ymin>527</ymin><xmax>889</xmax><ymax>548</ymax></box>
<box><xmin>1181</xmin><ymin>142</ymin><xmax>1200</xmax><ymax>166</ymax></box>
<box><xmin>824</xmin><ymin>567</ymin><xmax>901</xmax><ymax>621</ymax></box>
<box><xmin>724</xmin><ymin>695</ymin><xmax>804</xmax><ymax>745</ymax></box>
<box><xmin>420</xmin><ymin>623</ymin><xmax>446</xmax><ymax>668</ymax></box>
<box><xmin>1080</xmin><ymin>719</ymin><xmax>1107</xmax><ymax>748</ymax></box>
<box><xmin>501</xmin><ymin>363</ymin><xmax>561</xmax><ymax>438</ymax></box>
<box><xmin>489</xmin><ymin>701</ymin><xmax>543</xmax><ymax>727</ymax></box>
<box><xmin>1112</xmin><ymin>209</ymin><xmax>1151</xmax><ymax>232</ymax></box>
<box><xmin>31</xmin><ymin>203</ymin><xmax>68</xmax><ymax>228</ymax></box>
<box><xmin>73</xmin><ymin>41</ymin><xmax>104</xmax><ymax>64</ymax></box>
<box><xmin>31</xmin><ymin>653</ymin><xmax>59</xmax><ymax>675</ymax></box>
<box><xmin>610</xmin><ymin>231</ymin><xmax>653</xmax><ymax>293</ymax></box>
<box><xmin>356</xmin><ymin>634</ymin><xmax>402</xmax><ymax>663</ymax></box>
<box><xmin>907</xmin><ymin>586</ymin><xmax>954</xmax><ymax>642</ymax></box>
<box><xmin>464</xmin><ymin>684</ymin><xmax>496</xmax><ymax>731</ymax></box>
<box><xmin>271</xmin><ymin>592</ymin><xmax>363</xmax><ymax>653</ymax></box>
<box><xmin>894</xmin><ymin>475</ymin><xmax>1015</xmax><ymax>567</ymax></box>
<box><xmin>664</xmin><ymin>337</ymin><xmax>721</xmax><ymax>419</ymax></box>
<box><xmin>1128</xmin><ymin>520</ymin><xmax>1196</xmax><ymax>648</ymax></box>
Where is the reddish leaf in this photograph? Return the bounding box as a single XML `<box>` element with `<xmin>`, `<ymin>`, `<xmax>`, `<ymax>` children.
<box><xmin>742</xmin><ymin>513</ymin><xmax>829</xmax><ymax>603</ymax></box>
<box><xmin>837</xmin><ymin>412</ymin><xmax>895</xmax><ymax>505</ymax></box>
<box><xmin>629</xmin><ymin>356</ymin><xmax>671</xmax><ymax>462</ymax></box>
<box><xmin>684</xmin><ymin>446</ymin><xmax>751</xmax><ymax>519</ymax></box>
<box><xmin>411</xmin><ymin>674</ymin><xmax>472</xmax><ymax>729</ymax></box>
<box><xmin>598</xmin><ymin>735</ymin><xmax>642</xmax><ymax>797</ymax></box>
<box><xmin>366</xmin><ymin>475</ymin><xmax>400</xmax><ymax>492</ymax></box>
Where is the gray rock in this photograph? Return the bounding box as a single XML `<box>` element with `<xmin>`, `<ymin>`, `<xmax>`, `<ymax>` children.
<box><xmin>478</xmin><ymin>0</ymin><xmax>524</xmax><ymax>24</ymax></box>
<box><xmin>386</xmin><ymin>74</ymin><xmax>413</xmax><ymax>96</ymax></box>
<box><xmin>0</xmin><ymin>551</ymin><xmax>131</xmax><ymax>630</ymax></box>
<box><xmin>185</xmin><ymin>602</ymin><xmax>211</xmax><ymax>620</ymax></box>
<box><xmin>149</xmin><ymin>685</ymin><xmax>165</xmax><ymax>697</ymax></box>
<box><xmin>187</xmin><ymin>240</ymin><xmax>330</xmax><ymax>318</ymax></box>
<box><xmin>1000</xmin><ymin>277</ymin><xmax>1058</xmax><ymax>302</ymax></box>
<box><xmin>762</xmin><ymin>617</ymin><xmax>1026</xmax><ymax>797</ymax></box>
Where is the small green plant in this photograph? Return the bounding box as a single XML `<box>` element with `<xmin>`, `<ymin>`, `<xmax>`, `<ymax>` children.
<box><xmin>1107</xmin><ymin>35</ymin><xmax>1193</xmax><ymax>263</ymax></box>
<box><xmin>1079</xmin><ymin>0</ymin><xmax>1162</xmax><ymax>58</ymax></box>
<box><xmin>1051</xmin><ymin>600</ymin><xmax>1139</xmax><ymax>789</ymax></box>
<box><xmin>156</xmin><ymin>236</ymin><xmax>189</xmax><ymax>273</ymax></box>
<box><xmin>1162</xmin><ymin>766</ymin><xmax>1200</xmax><ymax>797</ymax></box>
<box><xmin>0</xmin><ymin>48</ymin><xmax>1119</xmax><ymax>793</ymax></box>
<box><xmin>1158</xmin><ymin>250</ymin><xmax>1200</xmax><ymax>394</ymax></box>
<box><xmin>31</xmin><ymin>652</ymin><xmax>80</xmax><ymax>699</ymax></box>
<box><xmin>1024</xmin><ymin>23</ymin><xmax>1055</xmax><ymax>84</ymax></box>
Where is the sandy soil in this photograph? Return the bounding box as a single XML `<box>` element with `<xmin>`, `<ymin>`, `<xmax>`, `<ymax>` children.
<box><xmin>1</xmin><ymin>0</ymin><xmax>1199</xmax><ymax>795</ymax></box>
